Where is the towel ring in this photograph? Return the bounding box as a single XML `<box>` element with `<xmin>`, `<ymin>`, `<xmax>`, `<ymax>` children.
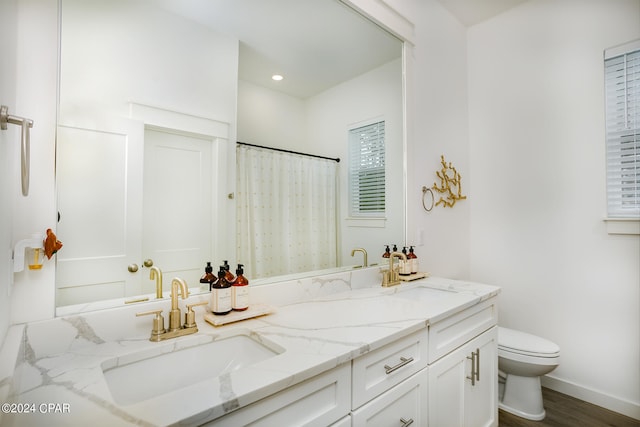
<box><xmin>422</xmin><ymin>186</ymin><xmax>434</xmax><ymax>212</ymax></box>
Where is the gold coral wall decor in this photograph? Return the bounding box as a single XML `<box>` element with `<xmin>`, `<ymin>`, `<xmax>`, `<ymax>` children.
<box><xmin>431</xmin><ymin>154</ymin><xmax>467</xmax><ymax>208</ymax></box>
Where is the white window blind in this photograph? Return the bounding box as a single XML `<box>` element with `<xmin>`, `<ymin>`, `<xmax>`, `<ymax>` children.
<box><xmin>349</xmin><ymin>121</ymin><xmax>385</xmax><ymax>216</ymax></box>
<box><xmin>605</xmin><ymin>42</ymin><xmax>640</xmax><ymax>218</ymax></box>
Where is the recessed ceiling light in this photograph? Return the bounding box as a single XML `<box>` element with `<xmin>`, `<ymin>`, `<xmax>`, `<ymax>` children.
<box><xmin>272</xmin><ymin>74</ymin><xmax>284</xmax><ymax>81</ymax></box>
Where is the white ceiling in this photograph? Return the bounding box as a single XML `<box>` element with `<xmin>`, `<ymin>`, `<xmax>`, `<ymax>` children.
<box><xmin>157</xmin><ymin>0</ymin><xmax>402</xmax><ymax>99</ymax></box>
<box><xmin>157</xmin><ymin>0</ymin><xmax>527</xmax><ymax>99</ymax></box>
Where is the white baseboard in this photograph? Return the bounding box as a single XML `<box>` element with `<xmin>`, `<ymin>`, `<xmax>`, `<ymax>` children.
<box><xmin>542</xmin><ymin>375</ymin><xmax>640</xmax><ymax>421</ymax></box>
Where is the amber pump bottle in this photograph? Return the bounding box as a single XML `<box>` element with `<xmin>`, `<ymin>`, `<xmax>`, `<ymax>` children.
<box><xmin>210</xmin><ymin>265</ymin><xmax>232</xmax><ymax>315</ymax></box>
<box><xmin>408</xmin><ymin>246</ymin><xmax>418</xmax><ymax>275</ymax></box>
<box><xmin>382</xmin><ymin>245</ymin><xmax>391</xmax><ymax>258</ymax></box>
<box><xmin>399</xmin><ymin>247</ymin><xmax>411</xmax><ymax>276</ymax></box>
<box><xmin>232</xmin><ymin>264</ymin><xmax>249</xmax><ymax>311</ymax></box>
<box><xmin>200</xmin><ymin>262</ymin><xmax>217</xmax><ymax>291</ymax></box>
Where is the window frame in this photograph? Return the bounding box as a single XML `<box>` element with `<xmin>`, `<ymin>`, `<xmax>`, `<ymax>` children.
<box><xmin>604</xmin><ymin>39</ymin><xmax>640</xmax><ymax>234</ymax></box>
<box><xmin>347</xmin><ymin>119</ymin><xmax>386</xmax><ymax>218</ymax></box>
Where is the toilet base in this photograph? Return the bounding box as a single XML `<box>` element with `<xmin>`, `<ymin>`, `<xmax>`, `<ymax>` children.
<box><xmin>499</xmin><ymin>373</ymin><xmax>546</xmax><ymax>421</ymax></box>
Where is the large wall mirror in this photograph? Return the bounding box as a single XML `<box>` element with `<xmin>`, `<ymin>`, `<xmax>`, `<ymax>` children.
<box><xmin>55</xmin><ymin>0</ymin><xmax>405</xmax><ymax>312</ymax></box>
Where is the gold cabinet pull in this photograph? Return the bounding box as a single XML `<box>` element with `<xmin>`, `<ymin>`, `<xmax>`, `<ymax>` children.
<box><xmin>143</xmin><ymin>258</ymin><xmax>154</xmax><ymax>267</ymax></box>
<box><xmin>128</xmin><ymin>263</ymin><xmax>139</xmax><ymax>273</ymax></box>
<box><xmin>466</xmin><ymin>348</ymin><xmax>480</xmax><ymax>385</ymax></box>
<box><xmin>384</xmin><ymin>356</ymin><xmax>414</xmax><ymax>374</ymax></box>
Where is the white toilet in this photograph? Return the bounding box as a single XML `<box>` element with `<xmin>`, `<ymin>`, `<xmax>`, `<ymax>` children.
<box><xmin>498</xmin><ymin>326</ymin><xmax>560</xmax><ymax>421</ymax></box>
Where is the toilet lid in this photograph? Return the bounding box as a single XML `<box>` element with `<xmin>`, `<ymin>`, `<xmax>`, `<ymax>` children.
<box><xmin>498</xmin><ymin>326</ymin><xmax>560</xmax><ymax>356</ymax></box>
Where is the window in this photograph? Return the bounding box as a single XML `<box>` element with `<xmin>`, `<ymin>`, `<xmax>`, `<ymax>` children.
<box><xmin>349</xmin><ymin>121</ymin><xmax>385</xmax><ymax>216</ymax></box>
<box><xmin>605</xmin><ymin>41</ymin><xmax>640</xmax><ymax>220</ymax></box>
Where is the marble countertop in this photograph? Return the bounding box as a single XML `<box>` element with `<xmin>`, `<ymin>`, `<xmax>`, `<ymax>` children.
<box><xmin>1</xmin><ymin>276</ymin><xmax>499</xmax><ymax>427</ymax></box>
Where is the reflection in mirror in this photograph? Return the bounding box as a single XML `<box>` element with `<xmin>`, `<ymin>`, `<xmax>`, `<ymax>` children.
<box><xmin>55</xmin><ymin>0</ymin><xmax>404</xmax><ymax>312</ymax></box>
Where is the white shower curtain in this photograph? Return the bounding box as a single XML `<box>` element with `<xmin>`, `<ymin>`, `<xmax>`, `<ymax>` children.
<box><xmin>236</xmin><ymin>145</ymin><xmax>338</xmax><ymax>279</ymax></box>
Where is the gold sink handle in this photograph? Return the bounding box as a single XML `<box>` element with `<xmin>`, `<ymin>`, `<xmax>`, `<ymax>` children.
<box><xmin>136</xmin><ymin>309</ymin><xmax>166</xmax><ymax>341</ymax></box>
<box><xmin>184</xmin><ymin>301</ymin><xmax>208</xmax><ymax>329</ymax></box>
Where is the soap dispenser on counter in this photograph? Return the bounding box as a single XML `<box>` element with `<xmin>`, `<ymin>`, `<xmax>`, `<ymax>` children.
<box><xmin>199</xmin><ymin>262</ymin><xmax>217</xmax><ymax>291</ymax></box>
<box><xmin>210</xmin><ymin>265</ymin><xmax>232</xmax><ymax>315</ymax></box>
<box><xmin>232</xmin><ymin>264</ymin><xmax>249</xmax><ymax>311</ymax></box>
<box><xmin>399</xmin><ymin>247</ymin><xmax>411</xmax><ymax>276</ymax></box>
<box><xmin>13</xmin><ymin>233</ymin><xmax>44</xmax><ymax>272</ymax></box>
<box><xmin>408</xmin><ymin>246</ymin><xmax>418</xmax><ymax>274</ymax></box>
<box><xmin>382</xmin><ymin>245</ymin><xmax>391</xmax><ymax>264</ymax></box>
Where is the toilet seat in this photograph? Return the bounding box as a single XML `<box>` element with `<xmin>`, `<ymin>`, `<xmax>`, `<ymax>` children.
<box><xmin>498</xmin><ymin>327</ymin><xmax>560</xmax><ymax>358</ymax></box>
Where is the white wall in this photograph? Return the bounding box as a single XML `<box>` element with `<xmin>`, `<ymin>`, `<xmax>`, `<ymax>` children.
<box><xmin>306</xmin><ymin>59</ymin><xmax>404</xmax><ymax>266</ymax></box>
<box><xmin>10</xmin><ymin>0</ymin><xmax>58</xmax><ymax>325</ymax></box>
<box><xmin>237</xmin><ymin>80</ymin><xmax>306</xmax><ymax>151</ymax></box>
<box><xmin>0</xmin><ymin>0</ymin><xmax>18</xmax><ymax>346</ymax></box>
<box><xmin>403</xmin><ymin>0</ymin><xmax>471</xmax><ymax>279</ymax></box>
<box><xmin>468</xmin><ymin>0</ymin><xmax>640</xmax><ymax>418</ymax></box>
<box><xmin>59</xmin><ymin>0</ymin><xmax>238</xmax><ymax>123</ymax></box>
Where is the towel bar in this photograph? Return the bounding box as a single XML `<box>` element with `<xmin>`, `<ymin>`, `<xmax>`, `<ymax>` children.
<box><xmin>1</xmin><ymin>105</ymin><xmax>33</xmax><ymax>196</ymax></box>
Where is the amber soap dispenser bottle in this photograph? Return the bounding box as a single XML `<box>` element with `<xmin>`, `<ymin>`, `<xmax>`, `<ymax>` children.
<box><xmin>232</xmin><ymin>264</ymin><xmax>249</xmax><ymax>311</ymax></box>
<box><xmin>200</xmin><ymin>262</ymin><xmax>217</xmax><ymax>291</ymax></box>
<box><xmin>210</xmin><ymin>265</ymin><xmax>232</xmax><ymax>315</ymax></box>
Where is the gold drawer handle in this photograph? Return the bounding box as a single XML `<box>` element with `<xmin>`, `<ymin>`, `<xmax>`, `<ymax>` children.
<box><xmin>384</xmin><ymin>356</ymin><xmax>414</xmax><ymax>374</ymax></box>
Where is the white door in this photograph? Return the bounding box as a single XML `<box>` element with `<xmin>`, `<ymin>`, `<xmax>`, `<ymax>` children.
<box><xmin>141</xmin><ymin>128</ymin><xmax>213</xmax><ymax>294</ymax></box>
<box><xmin>56</xmin><ymin>117</ymin><xmax>144</xmax><ymax>305</ymax></box>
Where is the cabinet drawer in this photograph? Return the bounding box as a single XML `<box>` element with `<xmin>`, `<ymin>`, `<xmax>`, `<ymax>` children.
<box><xmin>352</xmin><ymin>368</ymin><xmax>428</xmax><ymax>427</ymax></box>
<box><xmin>209</xmin><ymin>362</ymin><xmax>350</xmax><ymax>427</ymax></box>
<box><xmin>428</xmin><ymin>297</ymin><xmax>497</xmax><ymax>363</ymax></box>
<box><xmin>352</xmin><ymin>328</ymin><xmax>428</xmax><ymax>409</ymax></box>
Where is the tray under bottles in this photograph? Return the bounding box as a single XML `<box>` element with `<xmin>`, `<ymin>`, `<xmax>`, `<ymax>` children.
<box><xmin>204</xmin><ymin>303</ymin><xmax>275</xmax><ymax>326</ymax></box>
<box><xmin>399</xmin><ymin>272</ymin><xmax>430</xmax><ymax>282</ymax></box>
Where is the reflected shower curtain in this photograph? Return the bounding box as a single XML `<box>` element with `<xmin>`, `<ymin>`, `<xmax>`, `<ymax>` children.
<box><xmin>236</xmin><ymin>145</ymin><xmax>338</xmax><ymax>279</ymax></box>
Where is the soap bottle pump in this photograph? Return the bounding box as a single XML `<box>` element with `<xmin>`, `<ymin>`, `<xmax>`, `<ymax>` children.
<box><xmin>210</xmin><ymin>265</ymin><xmax>232</xmax><ymax>315</ymax></box>
<box><xmin>199</xmin><ymin>262</ymin><xmax>217</xmax><ymax>291</ymax></box>
<box><xmin>223</xmin><ymin>260</ymin><xmax>235</xmax><ymax>282</ymax></box>
<box><xmin>408</xmin><ymin>246</ymin><xmax>418</xmax><ymax>275</ymax></box>
<box><xmin>232</xmin><ymin>264</ymin><xmax>249</xmax><ymax>311</ymax></box>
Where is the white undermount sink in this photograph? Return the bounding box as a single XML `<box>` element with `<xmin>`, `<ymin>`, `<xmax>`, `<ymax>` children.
<box><xmin>102</xmin><ymin>334</ymin><xmax>280</xmax><ymax>405</ymax></box>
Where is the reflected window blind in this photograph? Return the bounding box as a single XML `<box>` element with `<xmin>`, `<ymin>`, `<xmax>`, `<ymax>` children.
<box><xmin>605</xmin><ymin>43</ymin><xmax>640</xmax><ymax>218</ymax></box>
<box><xmin>349</xmin><ymin>121</ymin><xmax>385</xmax><ymax>215</ymax></box>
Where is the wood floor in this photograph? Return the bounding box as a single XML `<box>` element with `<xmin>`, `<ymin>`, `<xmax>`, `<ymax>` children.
<box><xmin>499</xmin><ymin>387</ymin><xmax>640</xmax><ymax>427</ymax></box>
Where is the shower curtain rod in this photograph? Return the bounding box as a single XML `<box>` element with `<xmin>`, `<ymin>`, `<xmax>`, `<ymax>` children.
<box><xmin>237</xmin><ymin>141</ymin><xmax>340</xmax><ymax>163</ymax></box>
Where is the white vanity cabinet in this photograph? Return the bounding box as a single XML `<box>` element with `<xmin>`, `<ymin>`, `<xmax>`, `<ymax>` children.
<box><xmin>207</xmin><ymin>362</ymin><xmax>351</xmax><ymax>427</ymax></box>
<box><xmin>352</xmin><ymin>368</ymin><xmax>428</xmax><ymax>427</ymax></box>
<box><xmin>351</xmin><ymin>328</ymin><xmax>429</xmax><ymax>426</ymax></box>
<box><xmin>352</xmin><ymin>329</ymin><xmax>429</xmax><ymax>408</ymax></box>
<box><xmin>427</xmin><ymin>297</ymin><xmax>498</xmax><ymax>427</ymax></box>
<box><xmin>208</xmin><ymin>294</ymin><xmax>498</xmax><ymax>427</ymax></box>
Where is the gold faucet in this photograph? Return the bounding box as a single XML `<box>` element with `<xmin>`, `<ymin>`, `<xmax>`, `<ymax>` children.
<box><xmin>149</xmin><ymin>266</ymin><xmax>163</xmax><ymax>299</ymax></box>
<box><xmin>382</xmin><ymin>252</ymin><xmax>407</xmax><ymax>287</ymax></box>
<box><xmin>169</xmin><ymin>278</ymin><xmax>188</xmax><ymax>331</ymax></box>
<box><xmin>136</xmin><ymin>277</ymin><xmax>208</xmax><ymax>342</ymax></box>
<box><xmin>351</xmin><ymin>247</ymin><xmax>368</xmax><ymax>268</ymax></box>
